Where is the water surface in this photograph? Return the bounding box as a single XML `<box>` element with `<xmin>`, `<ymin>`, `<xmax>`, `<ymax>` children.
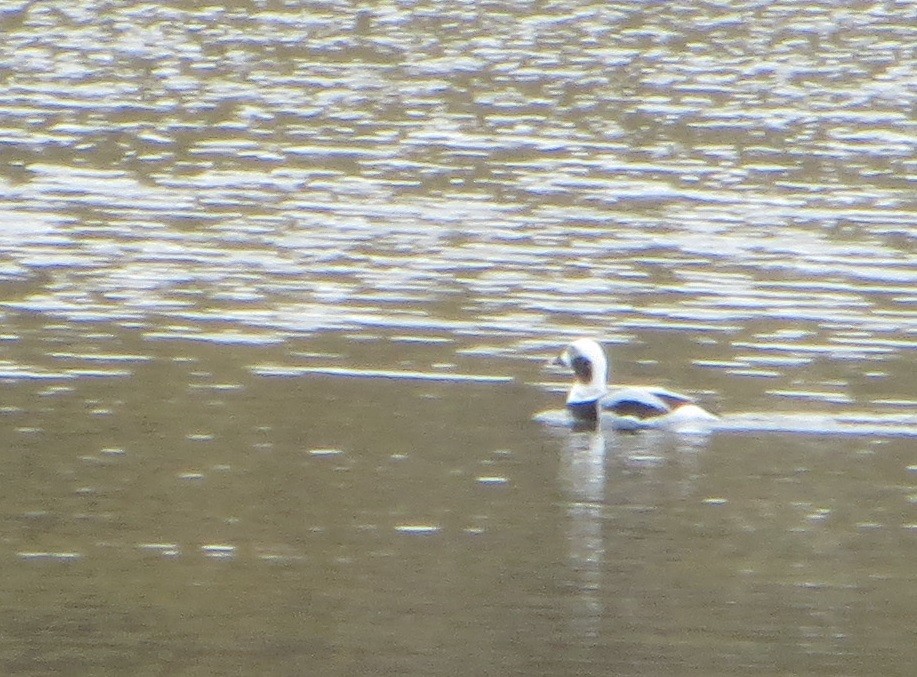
<box><xmin>0</xmin><ymin>0</ymin><xmax>914</xmax><ymax>674</ymax></box>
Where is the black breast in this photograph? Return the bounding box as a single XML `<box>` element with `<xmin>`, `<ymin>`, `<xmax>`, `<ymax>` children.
<box><xmin>567</xmin><ymin>399</ymin><xmax>599</xmax><ymax>422</ymax></box>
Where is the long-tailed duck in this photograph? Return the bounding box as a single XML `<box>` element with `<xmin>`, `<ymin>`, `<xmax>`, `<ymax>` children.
<box><xmin>552</xmin><ymin>338</ymin><xmax>718</xmax><ymax>430</ymax></box>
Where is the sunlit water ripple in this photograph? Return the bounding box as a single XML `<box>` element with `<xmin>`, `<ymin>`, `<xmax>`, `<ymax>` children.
<box><xmin>0</xmin><ymin>1</ymin><xmax>914</xmax><ymax>430</ymax></box>
<box><xmin>0</xmin><ymin>2</ymin><xmax>915</xmax><ymax>674</ymax></box>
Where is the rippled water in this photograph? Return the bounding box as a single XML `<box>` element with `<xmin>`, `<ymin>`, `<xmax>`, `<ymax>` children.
<box><xmin>0</xmin><ymin>0</ymin><xmax>914</xmax><ymax>674</ymax></box>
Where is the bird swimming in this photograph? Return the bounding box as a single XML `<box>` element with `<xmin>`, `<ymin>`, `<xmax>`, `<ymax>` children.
<box><xmin>552</xmin><ymin>338</ymin><xmax>718</xmax><ymax>430</ymax></box>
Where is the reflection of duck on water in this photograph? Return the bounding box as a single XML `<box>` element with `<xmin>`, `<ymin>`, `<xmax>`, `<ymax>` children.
<box><xmin>551</xmin><ymin>338</ymin><xmax>718</xmax><ymax>431</ymax></box>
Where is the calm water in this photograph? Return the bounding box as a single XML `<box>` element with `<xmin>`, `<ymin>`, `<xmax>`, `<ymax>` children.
<box><xmin>0</xmin><ymin>0</ymin><xmax>915</xmax><ymax>674</ymax></box>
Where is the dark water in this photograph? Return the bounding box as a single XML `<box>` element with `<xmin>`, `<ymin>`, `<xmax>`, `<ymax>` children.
<box><xmin>0</xmin><ymin>0</ymin><xmax>915</xmax><ymax>674</ymax></box>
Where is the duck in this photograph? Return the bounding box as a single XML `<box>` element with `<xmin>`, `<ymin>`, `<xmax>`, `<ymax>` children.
<box><xmin>551</xmin><ymin>338</ymin><xmax>718</xmax><ymax>430</ymax></box>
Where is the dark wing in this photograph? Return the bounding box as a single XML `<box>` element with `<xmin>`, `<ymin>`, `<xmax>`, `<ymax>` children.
<box><xmin>602</xmin><ymin>387</ymin><xmax>695</xmax><ymax>420</ymax></box>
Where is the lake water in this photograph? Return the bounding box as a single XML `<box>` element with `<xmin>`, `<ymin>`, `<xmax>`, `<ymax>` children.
<box><xmin>0</xmin><ymin>0</ymin><xmax>914</xmax><ymax>674</ymax></box>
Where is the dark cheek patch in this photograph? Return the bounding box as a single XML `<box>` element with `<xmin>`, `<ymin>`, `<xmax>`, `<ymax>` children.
<box><xmin>571</xmin><ymin>355</ymin><xmax>592</xmax><ymax>383</ymax></box>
